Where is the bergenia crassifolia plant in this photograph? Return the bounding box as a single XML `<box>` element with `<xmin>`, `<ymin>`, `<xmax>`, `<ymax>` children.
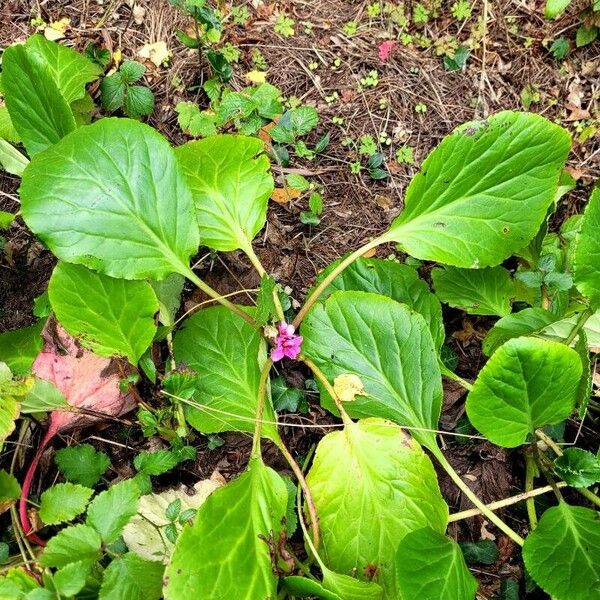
<box><xmin>0</xmin><ymin>34</ymin><xmax>599</xmax><ymax>600</ymax></box>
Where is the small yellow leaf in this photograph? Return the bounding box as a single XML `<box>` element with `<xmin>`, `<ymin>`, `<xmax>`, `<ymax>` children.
<box><xmin>271</xmin><ymin>187</ymin><xmax>301</xmax><ymax>204</ymax></box>
<box><xmin>333</xmin><ymin>374</ymin><xmax>366</xmax><ymax>403</ymax></box>
<box><xmin>44</xmin><ymin>17</ymin><xmax>71</xmax><ymax>41</ymax></box>
<box><xmin>246</xmin><ymin>70</ymin><xmax>267</xmax><ymax>84</ymax></box>
<box><xmin>138</xmin><ymin>41</ymin><xmax>171</xmax><ymax>67</ymax></box>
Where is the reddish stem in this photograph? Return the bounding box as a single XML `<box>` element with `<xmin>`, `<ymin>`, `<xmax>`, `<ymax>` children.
<box><xmin>18</xmin><ymin>424</ymin><xmax>58</xmax><ymax>547</ymax></box>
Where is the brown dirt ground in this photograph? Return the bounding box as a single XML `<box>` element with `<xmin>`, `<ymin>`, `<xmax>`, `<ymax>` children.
<box><xmin>1</xmin><ymin>1</ymin><xmax>599</xmax><ymax>598</ymax></box>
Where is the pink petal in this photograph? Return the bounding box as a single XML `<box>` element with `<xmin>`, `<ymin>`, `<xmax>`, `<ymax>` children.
<box><xmin>271</xmin><ymin>345</ymin><xmax>285</xmax><ymax>362</ymax></box>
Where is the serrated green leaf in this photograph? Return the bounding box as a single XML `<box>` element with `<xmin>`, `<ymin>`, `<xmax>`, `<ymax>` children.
<box><xmin>53</xmin><ymin>560</ymin><xmax>93</xmax><ymax>597</ymax></box>
<box><xmin>301</xmin><ymin>291</ymin><xmax>442</xmax><ymax>450</ymax></box>
<box><xmin>21</xmin><ymin>378</ymin><xmax>68</xmax><ymax>413</ymax></box>
<box><xmin>306</xmin><ymin>418</ymin><xmax>448</xmax><ymax>595</ymax></box>
<box><xmin>176</xmin><ymin>135</ymin><xmax>273</xmax><ymax>252</ymax></box>
<box><xmin>554</xmin><ymin>448</ymin><xmax>600</xmax><ymax>487</ymax></box>
<box><xmin>119</xmin><ymin>61</ymin><xmax>145</xmax><ymax>83</ymax></box>
<box><xmin>100</xmin><ymin>73</ymin><xmax>126</xmax><ymax>111</ymax></box>
<box><xmin>576</xmin><ymin>25</ymin><xmax>598</xmax><ymax>47</ymax></box>
<box><xmin>483</xmin><ymin>307</ymin><xmax>556</xmax><ymax>356</ymax></box>
<box><xmin>384</xmin><ymin>112</ymin><xmax>571</xmax><ymax>268</ymax></box>
<box><xmin>21</xmin><ymin>118</ymin><xmax>200</xmax><ymax>280</ymax></box>
<box><xmin>26</xmin><ymin>35</ymin><xmax>101</xmax><ymax>103</ymax></box>
<box><xmin>173</xmin><ymin>306</ymin><xmax>279</xmax><ymax>442</ymax></box>
<box><xmin>432</xmin><ymin>266</ymin><xmax>514</xmax><ymax>316</ymax></box>
<box><xmin>312</xmin><ymin>258</ymin><xmax>445</xmax><ymax>351</ymax></box>
<box><xmin>134</xmin><ymin>450</ymin><xmax>180</xmax><ymax>476</ymax></box>
<box><xmin>574</xmin><ymin>189</ymin><xmax>600</xmax><ymax>307</ymax></box>
<box><xmin>164</xmin><ymin>458</ymin><xmax>287</xmax><ymax>600</ymax></box>
<box><xmin>466</xmin><ymin>337</ymin><xmax>582</xmax><ymax>447</ymax></box>
<box><xmin>175</xmin><ymin>102</ymin><xmax>218</xmax><ymax>138</ymax></box>
<box><xmin>40</xmin><ymin>524</ymin><xmax>102</xmax><ymax>568</ymax></box>
<box><xmin>395</xmin><ymin>527</ymin><xmax>477</xmax><ymax>600</ymax></box>
<box><xmin>522</xmin><ymin>502</ymin><xmax>600</xmax><ymax>600</ymax></box>
<box><xmin>290</xmin><ymin>106</ymin><xmax>318</xmax><ymax>135</ymax></box>
<box><xmin>459</xmin><ymin>539</ymin><xmax>499</xmax><ymax>565</ymax></box>
<box><xmin>2</xmin><ymin>43</ymin><xmax>76</xmax><ymax>156</ymax></box>
<box><xmin>271</xmin><ymin>376</ymin><xmax>304</xmax><ymax>413</ymax></box>
<box><xmin>86</xmin><ymin>479</ymin><xmax>140</xmax><ymax>543</ymax></box>
<box><xmin>99</xmin><ymin>553</ymin><xmax>163</xmax><ymax>600</ymax></box>
<box><xmin>124</xmin><ymin>86</ymin><xmax>154</xmax><ymax>118</ymax></box>
<box><xmin>39</xmin><ymin>483</ymin><xmax>93</xmax><ymax>525</ymax></box>
<box><xmin>49</xmin><ymin>262</ymin><xmax>158</xmax><ymax>364</ymax></box>
<box><xmin>0</xmin><ymin>140</ymin><xmax>28</xmax><ymax>176</ymax></box>
<box><xmin>55</xmin><ymin>443</ymin><xmax>111</xmax><ymax>488</ymax></box>
<box><xmin>286</xmin><ymin>173</ymin><xmax>310</xmax><ymax>192</ymax></box>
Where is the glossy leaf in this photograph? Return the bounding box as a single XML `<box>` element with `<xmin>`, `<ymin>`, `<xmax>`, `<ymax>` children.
<box><xmin>176</xmin><ymin>135</ymin><xmax>273</xmax><ymax>252</ymax></box>
<box><xmin>573</xmin><ymin>189</ymin><xmax>600</xmax><ymax>307</ymax></box>
<box><xmin>554</xmin><ymin>448</ymin><xmax>600</xmax><ymax>488</ymax></box>
<box><xmin>313</xmin><ymin>257</ymin><xmax>444</xmax><ymax>350</ymax></box>
<box><xmin>483</xmin><ymin>307</ymin><xmax>556</xmax><ymax>356</ymax></box>
<box><xmin>0</xmin><ymin>322</ymin><xmax>44</xmax><ymax>375</ymax></box>
<box><xmin>53</xmin><ymin>560</ymin><xmax>93</xmax><ymax>597</ymax></box>
<box><xmin>395</xmin><ymin>528</ymin><xmax>477</xmax><ymax>600</ymax></box>
<box><xmin>540</xmin><ymin>309</ymin><xmax>600</xmax><ymax>349</ymax></box>
<box><xmin>86</xmin><ymin>479</ymin><xmax>140</xmax><ymax>543</ymax></box>
<box><xmin>21</xmin><ymin>118</ymin><xmax>200</xmax><ymax>280</ymax></box>
<box><xmin>306</xmin><ymin>418</ymin><xmax>448</xmax><ymax>594</ymax></box>
<box><xmin>432</xmin><ymin>266</ymin><xmax>514</xmax><ymax>316</ymax></box>
<box><xmin>466</xmin><ymin>337</ymin><xmax>582</xmax><ymax>447</ymax></box>
<box><xmin>384</xmin><ymin>112</ymin><xmax>571</xmax><ymax>267</ymax></box>
<box><xmin>40</xmin><ymin>524</ymin><xmax>102</xmax><ymax>568</ymax></box>
<box><xmin>99</xmin><ymin>553</ymin><xmax>163</xmax><ymax>600</ymax></box>
<box><xmin>522</xmin><ymin>502</ymin><xmax>600</xmax><ymax>600</ymax></box>
<box><xmin>49</xmin><ymin>262</ymin><xmax>159</xmax><ymax>364</ymax></box>
<box><xmin>26</xmin><ymin>35</ymin><xmax>101</xmax><ymax>103</ymax></box>
<box><xmin>39</xmin><ymin>482</ymin><xmax>93</xmax><ymax>525</ymax></box>
<box><xmin>173</xmin><ymin>306</ymin><xmax>279</xmax><ymax>442</ymax></box>
<box><xmin>164</xmin><ymin>458</ymin><xmax>287</xmax><ymax>600</ymax></box>
<box><xmin>301</xmin><ymin>291</ymin><xmax>442</xmax><ymax>450</ymax></box>
<box><xmin>2</xmin><ymin>43</ymin><xmax>76</xmax><ymax>156</ymax></box>
<box><xmin>0</xmin><ymin>140</ymin><xmax>28</xmax><ymax>176</ymax></box>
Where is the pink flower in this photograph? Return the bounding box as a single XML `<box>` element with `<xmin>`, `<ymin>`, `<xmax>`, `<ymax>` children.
<box><xmin>271</xmin><ymin>322</ymin><xmax>303</xmax><ymax>361</ymax></box>
<box><xmin>378</xmin><ymin>40</ymin><xmax>397</xmax><ymax>62</ymax></box>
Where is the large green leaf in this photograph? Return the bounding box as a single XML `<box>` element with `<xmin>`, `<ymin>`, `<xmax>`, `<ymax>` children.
<box><xmin>48</xmin><ymin>262</ymin><xmax>159</xmax><ymax>364</ymax></box>
<box><xmin>306</xmin><ymin>418</ymin><xmax>448</xmax><ymax>595</ymax></box>
<box><xmin>21</xmin><ymin>118</ymin><xmax>199</xmax><ymax>280</ymax></box>
<box><xmin>99</xmin><ymin>553</ymin><xmax>163</xmax><ymax>600</ymax></box>
<box><xmin>164</xmin><ymin>458</ymin><xmax>287</xmax><ymax>600</ymax></box>
<box><xmin>173</xmin><ymin>306</ymin><xmax>279</xmax><ymax>442</ymax></box>
<box><xmin>383</xmin><ymin>112</ymin><xmax>571</xmax><ymax>267</ymax></box>
<box><xmin>0</xmin><ymin>322</ymin><xmax>44</xmax><ymax>375</ymax></box>
<box><xmin>313</xmin><ymin>257</ymin><xmax>444</xmax><ymax>350</ymax></box>
<box><xmin>522</xmin><ymin>502</ymin><xmax>600</xmax><ymax>600</ymax></box>
<box><xmin>573</xmin><ymin>189</ymin><xmax>600</xmax><ymax>307</ymax></box>
<box><xmin>394</xmin><ymin>527</ymin><xmax>477</xmax><ymax>600</ymax></box>
<box><xmin>466</xmin><ymin>337</ymin><xmax>582</xmax><ymax>447</ymax></box>
<box><xmin>282</xmin><ymin>570</ymin><xmax>383</xmax><ymax>600</ymax></box>
<box><xmin>2</xmin><ymin>43</ymin><xmax>76</xmax><ymax>156</ymax></box>
<box><xmin>482</xmin><ymin>307</ymin><xmax>556</xmax><ymax>356</ymax></box>
<box><xmin>301</xmin><ymin>291</ymin><xmax>442</xmax><ymax>450</ymax></box>
<box><xmin>26</xmin><ymin>35</ymin><xmax>101</xmax><ymax>103</ymax></box>
<box><xmin>431</xmin><ymin>266</ymin><xmax>514</xmax><ymax>316</ymax></box>
<box><xmin>175</xmin><ymin>135</ymin><xmax>273</xmax><ymax>252</ymax></box>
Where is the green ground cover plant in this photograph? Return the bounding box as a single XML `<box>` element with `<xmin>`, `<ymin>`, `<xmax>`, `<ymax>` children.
<box><xmin>0</xmin><ymin>32</ymin><xmax>599</xmax><ymax>600</ymax></box>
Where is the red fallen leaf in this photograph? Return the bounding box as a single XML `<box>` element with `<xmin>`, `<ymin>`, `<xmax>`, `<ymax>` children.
<box><xmin>378</xmin><ymin>40</ymin><xmax>397</xmax><ymax>62</ymax></box>
<box><xmin>20</xmin><ymin>319</ymin><xmax>136</xmax><ymax>546</ymax></box>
